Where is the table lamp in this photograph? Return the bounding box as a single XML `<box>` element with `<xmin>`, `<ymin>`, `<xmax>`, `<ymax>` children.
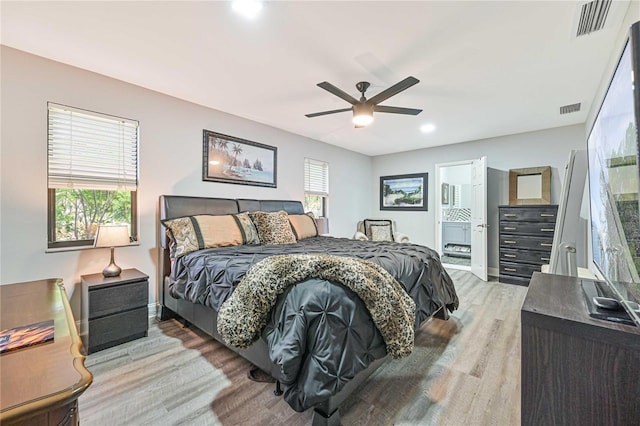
<box><xmin>94</xmin><ymin>224</ymin><xmax>130</xmax><ymax>277</ymax></box>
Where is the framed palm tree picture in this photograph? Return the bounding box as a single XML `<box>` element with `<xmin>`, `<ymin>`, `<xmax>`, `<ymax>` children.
<box><xmin>202</xmin><ymin>130</ymin><xmax>277</xmax><ymax>188</ymax></box>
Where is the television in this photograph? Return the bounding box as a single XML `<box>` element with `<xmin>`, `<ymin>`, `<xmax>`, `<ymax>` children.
<box><xmin>586</xmin><ymin>20</ymin><xmax>640</xmax><ymax>327</ymax></box>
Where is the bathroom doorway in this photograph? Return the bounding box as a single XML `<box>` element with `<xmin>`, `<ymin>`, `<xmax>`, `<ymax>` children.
<box><xmin>435</xmin><ymin>158</ymin><xmax>487</xmax><ymax>280</ymax></box>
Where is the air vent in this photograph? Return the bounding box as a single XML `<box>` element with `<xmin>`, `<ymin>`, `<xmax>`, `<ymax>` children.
<box><xmin>576</xmin><ymin>0</ymin><xmax>611</xmax><ymax>36</ymax></box>
<box><xmin>560</xmin><ymin>103</ymin><xmax>582</xmax><ymax>115</ymax></box>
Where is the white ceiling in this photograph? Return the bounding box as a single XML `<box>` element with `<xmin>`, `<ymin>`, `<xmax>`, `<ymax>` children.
<box><xmin>0</xmin><ymin>1</ymin><xmax>632</xmax><ymax>156</ymax></box>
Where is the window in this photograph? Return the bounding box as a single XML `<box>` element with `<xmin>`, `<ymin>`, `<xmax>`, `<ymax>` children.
<box><xmin>47</xmin><ymin>103</ymin><xmax>139</xmax><ymax>249</ymax></box>
<box><xmin>304</xmin><ymin>158</ymin><xmax>329</xmax><ymax>218</ymax></box>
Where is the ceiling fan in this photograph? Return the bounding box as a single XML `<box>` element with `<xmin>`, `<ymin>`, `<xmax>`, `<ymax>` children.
<box><xmin>305</xmin><ymin>76</ymin><xmax>422</xmax><ymax>128</ymax></box>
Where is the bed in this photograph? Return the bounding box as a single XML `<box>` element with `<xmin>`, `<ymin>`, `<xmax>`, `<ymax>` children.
<box><xmin>157</xmin><ymin>195</ymin><xmax>459</xmax><ymax>425</ymax></box>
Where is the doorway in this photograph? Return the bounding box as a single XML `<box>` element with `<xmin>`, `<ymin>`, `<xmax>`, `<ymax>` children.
<box><xmin>436</xmin><ymin>157</ymin><xmax>488</xmax><ymax>280</ymax></box>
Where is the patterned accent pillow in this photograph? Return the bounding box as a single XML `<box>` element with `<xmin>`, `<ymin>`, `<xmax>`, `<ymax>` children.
<box><xmin>363</xmin><ymin>219</ymin><xmax>394</xmax><ymax>240</ymax></box>
<box><xmin>162</xmin><ymin>215</ymin><xmax>243</xmax><ymax>257</ymax></box>
<box><xmin>250</xmin><ymin>211</ymin><xmax>297</xmax><ymax>245</ymax></box>
<box><xmin>370</xmin><ymin>224</ymin><xmax>393</xmax><ymax>241</ymax></box>
<box><xmin>233</xmin><ymin>212</ymin><xmax>260</xmax><ymax>245</ymax></box>
<box><xmin>288</xmin><ymin>212</ymin><xmax>318</xmax><ymax>240</ymax></box>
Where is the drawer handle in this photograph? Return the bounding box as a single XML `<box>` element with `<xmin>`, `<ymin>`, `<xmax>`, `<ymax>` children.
<box><xmin>541</xmin><ymin>257</ymin><xmax>550</xmax><ymax>261</ymax></box>
<box><xmin>504</xmin><ymin>254</ymin><xmax>517</xmax><ymax>258</ymax></box>
<box><xmin>503</xmin><ymin>227</ymin><xmax>517</xmax><ymax>230</ymax></box>
<box><xmin>504</xmin><ymin>268</ymin><xmax>517</xmax><ymax>272</ymax></box>
<box><xmin>540</xmin><ymin>213</ymin><xmax>555</xmax><ymax>217</ymax></box>
<box><xmin>540</xmin><ymin>228</ymin><xmax>555</xmax><ymax>232</ymax></box>
<box><xmin>504</xmin><ymin>240</ymin><xmax>516</xmax><ymax>244</ymax></box>
<box><xmin>504</xmin><ymin>214</ymin><xmax>517</xmax><ymax>217</ymax></box>
<box><xmin>540</xmin><ymin>243</ymin><xmax>553</xmax><ymax>247</ymax></box>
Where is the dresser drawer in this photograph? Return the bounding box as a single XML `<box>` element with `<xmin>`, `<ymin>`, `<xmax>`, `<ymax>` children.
<box><xmin>500</xmin><ymin>248</ymin><xmax>551</xmax><ymax>265</ymax></box>
<box><xmin>500</xmin><ymin>235</ymin><xmax>554</xmax><ymax>251</ymax></box>
<box><xmin>89</xmin><ymin>280</ymin><xmax>148</xmax><ymax>319</ymax></box>
<box><xmin>499</xmin><ymin>261</ymin><xmax>541</xmax><ymax>278</ymax></box>
<box><xmin>500</xmin><ymin>207</ymin><xmax>558</xmax><ymax>222</ymax></box>
<box><xmin>499</xmin><ymin>222</ymin><xmax>556</xmax><ymax>236</ymax></box>
<box><xmin>88</xmin><ymin>306</ymin><xmax>148</xmax><ymax>351</ymax></box>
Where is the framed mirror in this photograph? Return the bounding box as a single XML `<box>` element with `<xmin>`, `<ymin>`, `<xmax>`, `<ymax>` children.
<box><xmin>509</xmin><ymin>166</ymin><xmax>551</xmax><ymax>205</ymax></box>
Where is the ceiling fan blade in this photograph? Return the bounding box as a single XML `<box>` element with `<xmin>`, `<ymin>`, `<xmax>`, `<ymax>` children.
<box><xmin>305</xmin><ymin>107</ymin><xmax>353</xmax><ymax>118</ymax></box>
<box><xmin>366</xmin><ymin>76</ymin><xmax>420</xmax><ymax>105</ymax></box>
<box><xmin>317</xmin><ymin>82</ymin><xmax>359</xmax><ymax>105</ymax></box>
<box><xmin>374</xmin><ymin>105</ymin><xmax>423</xmax><ymax>115</ymax></box>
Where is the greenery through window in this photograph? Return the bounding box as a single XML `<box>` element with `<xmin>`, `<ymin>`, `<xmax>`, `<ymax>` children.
<box><xmin>51</xmin><ymin>189</ymin><xmax>136</xmax><ymax>245</ymax></box>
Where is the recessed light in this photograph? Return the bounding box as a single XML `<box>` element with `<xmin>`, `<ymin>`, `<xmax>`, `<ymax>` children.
<box><xmin>232</xmin><ymin>0</ymin><xmax>263</xmax><ymax>19</ymax></box>
<box><xmin>420</xmin><ymin>123</ymin><xmax>436</xmax><ymax>133</ymax></box>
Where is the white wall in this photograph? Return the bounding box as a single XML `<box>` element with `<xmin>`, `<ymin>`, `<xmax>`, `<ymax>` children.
<box><xmin>0</xmin><ymin>46</ymin><xmax>372</xmax><ymax>315</ymax></box>
<box><xmin>371</xmin><ymin>124</ymin><xmax>586</xmax><ymax>271</ymax></box>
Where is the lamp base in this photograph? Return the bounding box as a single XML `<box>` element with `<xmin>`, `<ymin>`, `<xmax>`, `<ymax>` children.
<box><xmin>102</xmin><ymin>262</ymin><xmax>122</xmax><ymax>277</ymax></box>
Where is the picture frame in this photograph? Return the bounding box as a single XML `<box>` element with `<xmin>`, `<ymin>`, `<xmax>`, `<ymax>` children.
<box><xmin>203</xmin><ymin>130</ymin><xmax>277</xmax><ymax>188</ymax></box>
<box><xmin>380</xmin><ymin>172</ymin><xmax>428</xmax><ymax>211</ymax></box>
<box><xmin>509</xmin><ymin>166</ymin><xmax>551</xmax><ymax>205</ymax></box>
<box><xmin>441</xmin><ymin>182</ymin><xmax>450</xmax><ymax>205</ymax></box>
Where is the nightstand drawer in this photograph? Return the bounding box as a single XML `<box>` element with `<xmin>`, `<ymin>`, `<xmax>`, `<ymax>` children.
<box><xmin>88</xmin><ymin>306</ymin><xmax>148</xmax><ymax>351</ymax></box>
<box><xmin>89</xmin><ymin>280</ymin><xmax>148</xmax><ymax>319</ymax></box>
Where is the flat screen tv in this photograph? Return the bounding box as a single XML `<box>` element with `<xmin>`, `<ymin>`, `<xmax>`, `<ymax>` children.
<box><xmin>587</xmin><ymin>20</ymin><xmax>640</xmax><ymax>327</ymax></box>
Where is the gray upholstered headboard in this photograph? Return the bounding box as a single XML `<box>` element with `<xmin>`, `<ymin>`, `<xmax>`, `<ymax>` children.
<box><xmin>158</xmin><ymin>195</ymin><xmax>305</xmax><ymax>295</ymax></box>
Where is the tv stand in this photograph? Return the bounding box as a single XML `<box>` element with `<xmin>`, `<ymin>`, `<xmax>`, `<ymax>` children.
<box><xmin>521</xmin><ymin>272</ymin><xmax>640</xmax><ymax>425</ymax></box>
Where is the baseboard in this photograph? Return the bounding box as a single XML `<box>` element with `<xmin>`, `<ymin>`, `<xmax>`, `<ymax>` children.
<box><xmin>148</xmin><ymin>303</ymin><xmax>158</xmax><ymax>319</ymax></box>
<box><xmin>488</xmin><ymin>267</ymin><xmax>499</xmax><ymax>278</ymax></box>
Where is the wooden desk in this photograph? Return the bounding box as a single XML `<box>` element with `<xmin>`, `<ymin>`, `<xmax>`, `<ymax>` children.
<box><xmin>0</xmin><ymin>279</ymin><xmax>93</xmax><ymax>425</ymax></box>
<box><xmin>521</xmin><ymin>272</ymin><xmax>640</xmax><ymax>425</ymax></box>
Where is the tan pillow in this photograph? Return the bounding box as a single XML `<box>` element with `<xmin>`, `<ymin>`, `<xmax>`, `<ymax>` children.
<box><xmin>289</xmin><ymin>213</ymin><xmax>318</xmax><ymax>240</ymax></box>
<box><xmin>250</xmin><ymin>211</ymin><xmax>297</xmax><ymax>245</ymax></box>
<box><xmin>162</xmin><ymin>215</ymin><xmax>243</xmax><ymax>257</ymax></box>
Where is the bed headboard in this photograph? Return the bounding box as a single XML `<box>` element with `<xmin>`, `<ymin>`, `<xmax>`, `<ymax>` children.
<box><xmin>158</xmin><ymin>195</ymin><xmax>305</xmax><ymax>289</ymax></box>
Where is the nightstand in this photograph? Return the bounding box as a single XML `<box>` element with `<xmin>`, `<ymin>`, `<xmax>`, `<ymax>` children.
<box><xmin>81</xmin><ymin>268</ymin><xmax>149</xmax><ymax>354</ymax></box>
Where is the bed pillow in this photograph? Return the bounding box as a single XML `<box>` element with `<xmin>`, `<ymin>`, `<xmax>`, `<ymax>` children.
<box><xmin>369</xmin><ymin>224</ymin><xmax>393</xmax><ymax>242</ymax></box>
<box><xmin>363</xmin><ymin>219</ymin><xmax>394</xmax><ymax>241</ymax></box>
<box><xmin>289</xmin><ymin>212</ymin><xmax>318</xmax><ymax>240</ymax></box>
<box><xmin>233</xmin><ymin>212</ymin><xmax>260</xmax><ymax>245</ymax></box>
<box><xmin>250</xmin><ymin>211</ymin><xmax>297</xmax><ymax>245</ymax></box>
<box><xmin>162</xmin><ymin>214</ymin><xmax>243</xmax><ymax>257</ymax></box>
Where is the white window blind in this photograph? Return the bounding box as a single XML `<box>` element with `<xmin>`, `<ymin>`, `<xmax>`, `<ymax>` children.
<box><xmin>48</xmin><ymin>103</ymin><xmax>139</xmax><ymax>191</ymax></box>
<box><xmin>304</xmin><ymin>158</ymin><xmax>329</xmax><ymax>196</ymax></box>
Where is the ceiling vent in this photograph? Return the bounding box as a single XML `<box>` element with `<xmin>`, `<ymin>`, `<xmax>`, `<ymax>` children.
<box><xmin>576</xmin><ymin>0</ymin><xmax>611</xmax><ymax>36</ymax></box>
<box><xmin>560</xmin><ymin>103</ymin><xmax>582</xmax><ymax>115</ymax></box>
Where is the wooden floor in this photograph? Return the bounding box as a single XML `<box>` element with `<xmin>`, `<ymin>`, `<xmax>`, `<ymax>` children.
<box><xmin>78</xmin><ymin>270</ymin><xmax>527</xmax><ymax>425</ymax></box>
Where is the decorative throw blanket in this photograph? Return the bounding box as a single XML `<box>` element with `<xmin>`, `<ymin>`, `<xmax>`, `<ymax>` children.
<box><xmin>217</xmin><ymin>254</ymin><xmax>417</xmax><ymax>359</ymax></box>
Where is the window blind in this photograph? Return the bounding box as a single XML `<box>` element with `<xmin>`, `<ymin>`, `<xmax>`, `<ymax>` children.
<box><xmin>47</xmin><ymin>103</ymin><xmax>139</xmax><ymax>191</ymax></box>
<box><xmin>304</xmin><ymin>158</ymin><xmax>329</xmax><ymax>196</ymax></box>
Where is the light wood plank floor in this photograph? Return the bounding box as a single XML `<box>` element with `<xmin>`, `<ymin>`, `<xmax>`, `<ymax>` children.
<box><xmin>78</xmin><ymin>270</ymin><xmax>527</xmax><ymax>425</ymax></box>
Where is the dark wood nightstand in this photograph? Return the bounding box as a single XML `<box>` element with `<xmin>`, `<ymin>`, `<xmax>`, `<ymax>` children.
<box><xmin>81</xmin><ymin>268</ymin><xmax>149</xmax><ymax>354</ymax></box>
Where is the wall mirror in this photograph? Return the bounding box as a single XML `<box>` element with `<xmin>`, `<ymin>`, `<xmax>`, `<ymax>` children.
<box><xmin>509</xmin><ymin>166</ymin><xmax>551</xmax><ymax>205</ymax></box>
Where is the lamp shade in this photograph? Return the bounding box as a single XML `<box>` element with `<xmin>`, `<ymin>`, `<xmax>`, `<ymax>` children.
<box><xmin>94</xmin><ymin>224</ymin><xmax>130</xmax><ymax>248</ymax></box>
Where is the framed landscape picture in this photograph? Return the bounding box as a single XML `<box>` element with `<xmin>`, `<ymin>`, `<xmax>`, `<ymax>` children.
<box><xmin>380</xmin><ymin>173</ymin><xmax>428</xmax><ymax>211</ymax></box>
<box><xmin>202</xmin><ymin>130</ymin><xmax>277</xmax><ymax>188</ymax></box>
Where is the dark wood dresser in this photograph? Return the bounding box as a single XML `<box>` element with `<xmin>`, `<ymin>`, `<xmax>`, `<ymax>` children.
<box><xmin>521</xmin><ymin>272</ymin><xmax>640</xmax><ymax>425</ymax></box>
<box><xmin>498</xmin><ymin>204</ymin><xmax>558</xmax><ymax>285</ymax></box>
<box><xmin>81</xmin><ymin>268</ymin><xmax>149</xmax><ymax>354</ymax></box>
<box><xmin>0</xmin><ymin>279</ymin><xmax>93</xmax><ymax>425</ymax></box>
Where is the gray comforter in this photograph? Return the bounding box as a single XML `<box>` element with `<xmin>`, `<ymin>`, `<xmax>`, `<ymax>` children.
<box><xmin>169</xmin><ymin>236</ymin><xmax>458</xmax><ymax>411</ymax></box>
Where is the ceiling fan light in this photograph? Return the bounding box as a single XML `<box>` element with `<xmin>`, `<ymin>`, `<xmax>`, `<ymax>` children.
<box><xmin>353</xmin><ymin>103</ymin><xmax>374</xmax><ymax>127</ymax></box>
<box><xmin>353</xmin><ymin>113</ymin><xmax>374</xmax><ymax>127</ymax></box>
